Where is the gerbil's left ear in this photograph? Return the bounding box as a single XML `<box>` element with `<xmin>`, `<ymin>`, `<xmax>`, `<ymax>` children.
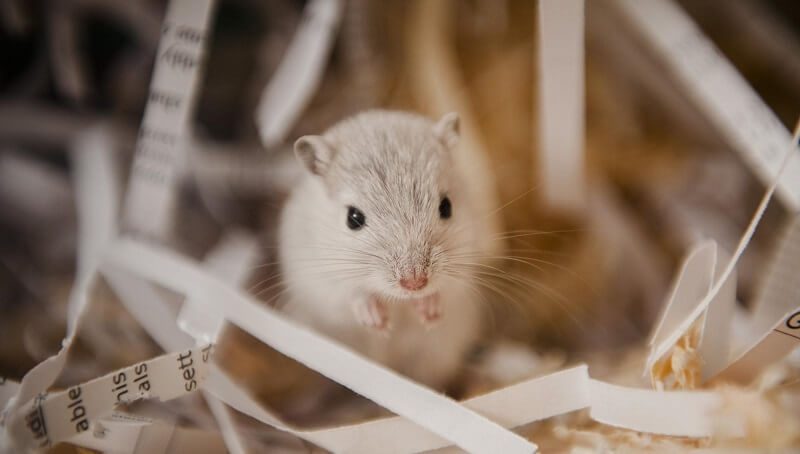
<box><xmin>433</xmin><ymin>112</ymin><xmax>460</xmax><ymax>149</ymax></box>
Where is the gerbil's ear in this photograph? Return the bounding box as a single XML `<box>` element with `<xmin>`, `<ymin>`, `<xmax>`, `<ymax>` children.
<box><xmin>432</xmin><ymin>112</ymin><xmax>460</xmax><ymax>149</ymax></box>
<box><xmin>294</xmin><ymin>135</ymin><xmax>335</xmax><ymax>176</ymax></box>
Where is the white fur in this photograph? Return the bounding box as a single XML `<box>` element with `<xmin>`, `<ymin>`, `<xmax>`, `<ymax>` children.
<box><xmin>278</xmin><ymin>110</ymin><xmax>489</xmax><ymax>388</ymax></box>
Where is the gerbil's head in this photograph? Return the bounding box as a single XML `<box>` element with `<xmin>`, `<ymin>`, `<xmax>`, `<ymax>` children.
<box><xmin>293</xmin><ymin>110</ymin><xmax>470</xmax><ymax>301</ymax></box>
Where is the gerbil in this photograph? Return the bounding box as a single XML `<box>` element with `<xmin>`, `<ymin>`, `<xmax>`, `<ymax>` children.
<box><xmin>278</xmin><ymin>110</ymin><xmax>491</xmax><ymax>388</ymax></box>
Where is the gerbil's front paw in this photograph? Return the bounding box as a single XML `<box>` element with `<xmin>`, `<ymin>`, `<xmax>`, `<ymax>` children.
<box><xmin>353</xmin><ymin>296</ymin><xmax>390</xmax><ymax>333</ymax></box>
<box><xmin>413</xmin><ymin>293</ymin><xmax>441</xmax><ymax>326</ymax></box>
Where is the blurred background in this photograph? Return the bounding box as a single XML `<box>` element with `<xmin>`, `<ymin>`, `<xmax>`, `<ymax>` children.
<box><xmin>1</xmin><ymin>0</ymin><xmax>799</xmax><ymax>451</ymax></box>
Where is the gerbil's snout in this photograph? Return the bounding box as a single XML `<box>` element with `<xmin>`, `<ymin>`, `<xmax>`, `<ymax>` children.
<box><xmin>399</xmin><ymin>273</ymin><xmax>428</xmax><ymax>291</ymax></box>
<box><xmin>393</xmin><ymin>243</ymin><xmax>433</xmax><ymax>293</ymax></box>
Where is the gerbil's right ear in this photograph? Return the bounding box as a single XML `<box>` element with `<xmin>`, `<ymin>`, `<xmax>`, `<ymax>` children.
<box><xmin>433</xmin><ymin>112</ymin><xmax>460</xmax><ymax>149</ymax></box>
<box><xmin>294</xmin><ymin>135</ymin><xmax>335</xmax><ymax>176</ymax></box>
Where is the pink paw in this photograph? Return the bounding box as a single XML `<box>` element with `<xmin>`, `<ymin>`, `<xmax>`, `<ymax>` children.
<box><xmin>353</xmin><ymin>296</ymin><xmax>389</xmax><ymax>332</ymax></box>
<box><xmin>413</xmin><ymin>293</ymin><xmax>441</xmax><ymax>325</ymax></box>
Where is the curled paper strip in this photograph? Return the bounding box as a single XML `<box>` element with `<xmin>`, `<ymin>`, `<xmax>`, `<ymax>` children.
<box><xmin>6</xmin><ymin>345</ymin><xmax>212</xmax><ymax>451</ymax></box>
<box><xmin>255</xmin><ymin>0</ymin><xmax>343</xmax><ymax>149</ymax></box>
<box><xmin>644</xmin><ymin>122</ymin><xmax>800</xmax><ymax>387</ymax></box>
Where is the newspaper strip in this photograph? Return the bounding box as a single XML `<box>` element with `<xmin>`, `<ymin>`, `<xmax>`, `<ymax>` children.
<box><xmin>255</xmin><ymin>0</ymin><xmax>343</xmax><ymax>149</ymax></box>
<box><xmin>613</xmin><ymin>0</ymin><xmax>800</xmax><ymax>211</ymax></box>
<box><xmin>537</xmin><ymin>0</ymin><xmax>586</xmax><ymax>213</ymax></box>
<box><xmin>7</xmin><ymin>345</ymin><xmax>212</xmax><ymax>450</ymax></box>
<box><xmin>122</xmin><ymin>0</ymin><xmax>215</xmax><ymax>238</ymax></box>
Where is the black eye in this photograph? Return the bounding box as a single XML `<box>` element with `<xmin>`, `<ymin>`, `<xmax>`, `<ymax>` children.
<box><xmin>439</xmin><ymin>197</ymin><xmax>452</xmax><ymax>219</ymax></box>
<box><xmin>347</xmin><ymin>206</ymin><xmax>366</xmax><ymax>230</ymax></box>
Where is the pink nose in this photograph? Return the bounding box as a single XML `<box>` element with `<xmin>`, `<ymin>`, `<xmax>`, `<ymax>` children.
<box><xmin>400</xmin><ymin>275</ymin><xmax>428</xmax><ymax>291</ymax></box>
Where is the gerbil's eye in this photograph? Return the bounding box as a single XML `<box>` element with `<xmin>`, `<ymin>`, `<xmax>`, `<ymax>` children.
<box><xmin>439</xmin><ymin>197</ymin><xmax>452</xmax><ymax>219</ymax></box>
<box><xmin>347</xmin><ymin>206</ymin><xmax>366</xmax><ymax>230</ymax></box>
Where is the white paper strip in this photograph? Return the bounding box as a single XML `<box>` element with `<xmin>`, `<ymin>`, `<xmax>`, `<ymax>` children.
<box><xmin>698</xmin><ymin>246</ymin><xmax>736</xmax><ymax>381</ymax></box>
<box><xmin>255</xmin><ymin>0</ymin><xmax>343</xmax><ymax>149</ymax></box>
<box><xmin>537</xmin><ymin>0</ymin><xmax>586</xmax><ymax>213</ymax></box>
<box><xmin>646</xmin><ymin>240</ymin><xmax>717</xmax><ymax>354</ymax></box>
<box><xmin>122</xmin><ymin>0</ymin><xmax>215</xmax><ymax>238</ymax></box>
<box><xmin>177</xmin><ymin>233</ymin><xmax>259</xmax><ymax>343</ymax></box>
<box><xmin>613</xmin><ymin>0</ymin><xmax>800</xmax><ymax>211</ymax></box>
<box><xmin>589</xmin><ymin>379</ymin><xmax>724</xmax><ymax>437</ymax></box>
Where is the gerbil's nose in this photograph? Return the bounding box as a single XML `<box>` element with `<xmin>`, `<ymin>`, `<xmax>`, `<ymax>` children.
<box><xmin>400</xmin><ymin>274</ymin><xmax>428</xmax><ymax>291</ymax></box>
